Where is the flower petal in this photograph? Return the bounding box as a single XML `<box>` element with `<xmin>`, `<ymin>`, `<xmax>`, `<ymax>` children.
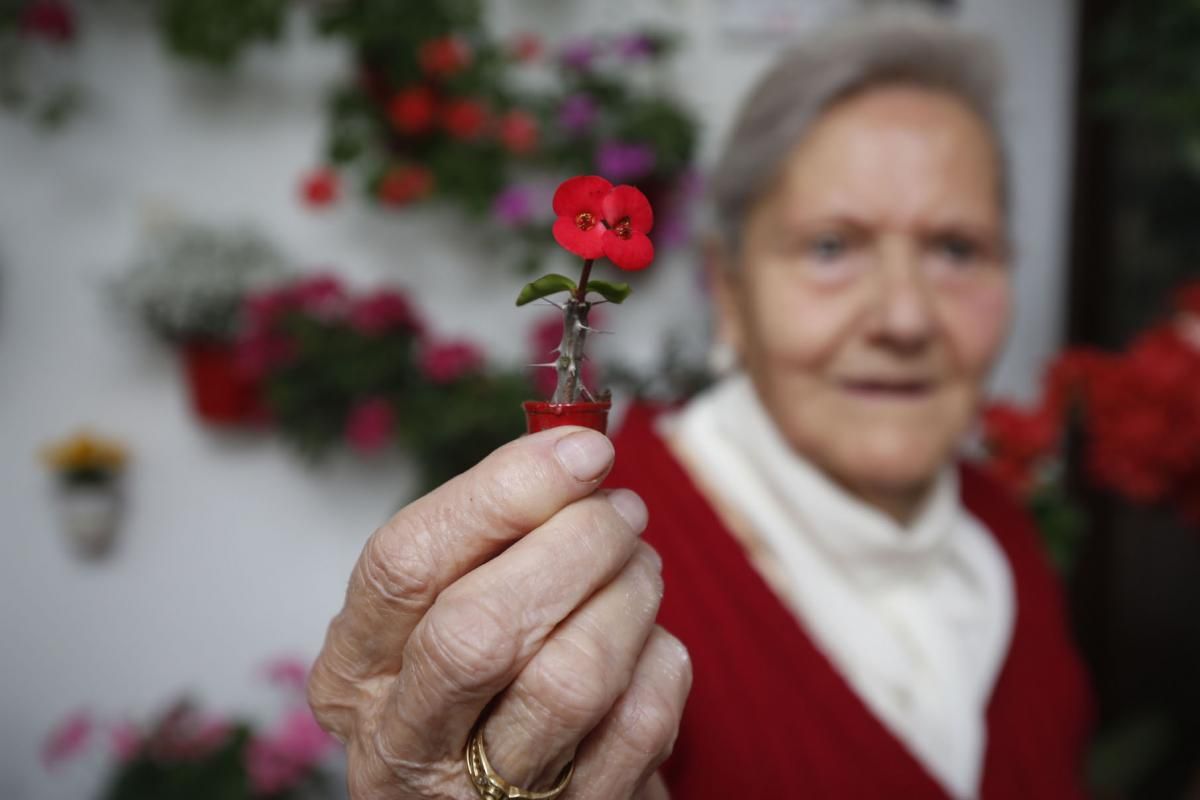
<box><xmin>553</xmin><ymin>216</ymin><xmax>606</xmax><ymax>259</ymax></box>
<box><xmin>602</xmin><ymin>230</ymin><xmax>655</xmax><ymax>271</ymax></box>
<box><xmin>602</xmin><ymin>184</ymin><xmax>654</xmax><ymax>234</ymax></box>
<box><xmin>552</xmin><ymin>175</ymin><xmax>613</xmax><ymax>217</ymax></box>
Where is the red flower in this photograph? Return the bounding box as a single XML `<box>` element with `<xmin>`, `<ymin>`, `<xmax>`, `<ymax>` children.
<box><xmin>499</xmin><ymin>110</ymin><xmax>539</xmax><ymax>155</ymax></box>
<box><xmin>344</xmin><ymin>397</ymin><xmax>395</xmax><ymax>454</ymax></box>
<box><xmin>388</xmin><ymin>86</ymin><xmax>438</xmax><ymax>135</ymax></box>
<box><xmin>378</xmin><ymin>164</ymin><xmax>434</xmax><ymax>206</ymax></box>
<box><xmin>508</xmin><ymin>32</ymin><xmax>542</xmax><ymax>62</ymax></box>
<box><xmin>348</xmin><ymin>288</ymin><xmax>423</xmax><ymax>336</ymax></box>
<box><xmin>552</xmin><ymin>175</ymin><xmax>655</xmax><ymax>270</ymax></box>
<box><xmin>20</xmin><ymin>0</ymin><xmax>75</xmax><ymax>43</ymax></box>
<box><xmin>418</xmin><ymin>36</ymin><xmax>471</xmax><ymax>78</ymax></box>
<box><xmin>419</xmin><ymin>340</ymin><xmax>485</xmax><ymax>384</ymax></box>
<box><xmin>980</xmin><ymin>402</ymin><xmax>1061</xmax><ymax>497</ymax></box>
<box><xmin>299</xmin><ymin>168</ymin><xmax>339</xmax><ymax>208</ymax></box>
<box><xmin>441</xmin><ymin>98</ymin><xmax>489</xmax><ymax>141</ymax></box>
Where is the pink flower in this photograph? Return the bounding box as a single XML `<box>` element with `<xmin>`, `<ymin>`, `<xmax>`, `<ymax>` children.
<box><xmin>291</xmin><ymin>274</ymin><xmax>347</xmax><ymax>321</ymax></box>
<box><xmin>419</xmin><ymin>340</ymin><xmax>485</xmax><ymax>384</ymax></box>
<box><xmin>246</xmin><ymin>708</ymin><xmax>333</xmax><ymax>797</ymax></box>
<box><xmin>345</xmin><ymin>397</ymin><xmax>395</xmax><ymax>454</ymax></box>
<box><xmin>264</xmin><ymin>657</ymin><xmax>310</xmax><ymax>694</ymax></box>
<box><xmin>42</xmin><ymin>710</ymin><xmax>93</xmax><ymax>770</ymax></box>
<box><xmin>348</xmin><ymin>288</ymin><xmax>423</xmax><ymax>336</ymax></box>
<box><xmin>109</xmin><ymin>721</ymin><xmax>142</xmax><ymax>763</ymax></box>
<box><xmin>19</xmin><ymin>1</ymin><xmax>75</xmax><ymax>43</ymax></box>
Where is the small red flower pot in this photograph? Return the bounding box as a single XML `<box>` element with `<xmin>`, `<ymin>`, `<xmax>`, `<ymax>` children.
<box><xmin>181</xmin><ymin>341</ymin><xmax>263</xmax><ymax>425</ymax></box>
<box><xmin>522</xmin><ymin>399</ymin><xmax>612</xmax><ymax>435</ymax></box>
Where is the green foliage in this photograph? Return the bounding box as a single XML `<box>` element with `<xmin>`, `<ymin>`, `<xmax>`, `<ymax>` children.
<box><xmin>402</xmin><ymin>370</ymin><xmax>534</xmax><ymax>494</ymax></box>
<box><xmin>1090</xmin><ymin>0</ymin><xmax>1200</xmax><ymax>339</ymax></box>
<box><xmin>1027</xmin><ymin>478</ymin><xmax>1087</xmax><ymax>574</ymax></box>
<box><xmin>585</xmin><ymin>279</ymin><xmax>631</xmax><ymax>304</ymax></box>
<box><xmin>100</xmin><ymin>726</ymin><xmax>255</xmax><ymax>800</ymax></box>
<box><xmin>157</xmin><ymin>0</ymin><xmax>290</xmax><ymax>69</ymax></box>
<box><xmin>260</xmin><ymin>314</ymin><xmax>420</xmax><ymax>459</ymax></box>
<box><xmin>516</xmin><ymin>273</ymin><xmax>577</xmax><ymax>306</ymax></box>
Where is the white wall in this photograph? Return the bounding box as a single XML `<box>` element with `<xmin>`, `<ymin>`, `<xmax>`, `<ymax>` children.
<box><xmin>0</xmin><ymin>1</ymin><xmax>1076</xmax><ymax>797</ymax></box>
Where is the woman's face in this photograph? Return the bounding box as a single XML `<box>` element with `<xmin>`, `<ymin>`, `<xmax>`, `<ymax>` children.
<box><xmin>716</xmin><ymin>84</ymin><xmax>1011</xmax><ymax>519</ymax></box>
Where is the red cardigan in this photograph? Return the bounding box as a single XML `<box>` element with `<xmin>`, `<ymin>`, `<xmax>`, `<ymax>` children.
<box><xmin>606</xmin><ymin>404</ymin><xmax>1094</xmax><ymax>799</ymax></box>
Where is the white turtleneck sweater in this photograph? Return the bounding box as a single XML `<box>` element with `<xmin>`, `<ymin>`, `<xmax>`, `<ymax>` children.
<box><xmin>663</xmin><ymin>374</ymin><xmax>1015</xmax><ymax>799</ymax></box>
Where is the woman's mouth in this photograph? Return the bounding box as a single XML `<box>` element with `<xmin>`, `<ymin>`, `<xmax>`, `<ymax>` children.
<box><xmin>838</xmin><ymin>378</ymin><xmax>936</xmax><ymax>399</ymax></box>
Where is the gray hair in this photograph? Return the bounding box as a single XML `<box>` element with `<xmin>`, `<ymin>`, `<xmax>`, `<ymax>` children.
<box><xmin>710</xmin><ymin>11</ymin><xmax>1006</xmax><ymax>260</ymax></box>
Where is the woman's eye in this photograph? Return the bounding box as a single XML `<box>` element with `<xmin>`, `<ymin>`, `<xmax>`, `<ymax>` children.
<box><xmin>808</xmin><ymin>234</ymin><xmax>847</xmax><ymax>261</ymax></box>
<box><xmin>933</xmin><ymin>235</ymin><xmax>979</xmax><ymax>265</ymax></box>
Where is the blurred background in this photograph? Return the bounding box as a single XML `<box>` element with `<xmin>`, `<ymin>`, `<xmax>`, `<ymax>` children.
<box><xmin>0</xmin><ymin>0</ymin><xmax>1196</xmax><ymax>798</ymax></box>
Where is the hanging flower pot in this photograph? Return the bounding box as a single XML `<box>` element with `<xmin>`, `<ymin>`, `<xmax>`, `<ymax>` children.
<box><xmin>515</xmin><ymin>175</ymin><xmax>654</xmax><ymax>433</ymax></box>
<box><xmin>42</xmin><ymin>431</ymin><xmax>129</xmax><ymax>560</ymax></box>
<box><xmin>181</xmin><ymin>340</ymin><xmax>262</xmax><ymax>425</ymax></box>
<box><xmin>55</xmin><ymin>483</ymin><xmax>123</xmax><ymax>559</ymax></box>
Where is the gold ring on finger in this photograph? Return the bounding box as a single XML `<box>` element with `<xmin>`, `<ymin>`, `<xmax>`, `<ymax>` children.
<box><xmin>465</xmin><ymin>720</ymin><xmax>576</xmax><ymax>800</ymax></box>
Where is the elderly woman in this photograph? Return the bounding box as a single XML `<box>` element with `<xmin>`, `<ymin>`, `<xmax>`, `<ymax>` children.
<box><xmin>306</xmin><ymin>13</ymin><xmax>1093</xmax><ymax>800</ymax></box>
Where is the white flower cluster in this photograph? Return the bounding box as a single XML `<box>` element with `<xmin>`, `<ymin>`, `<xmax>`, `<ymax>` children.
<box><xmin>113</xmin><ymin>224</ymin><xmax>290</xmax><ymax>342</ymax></box>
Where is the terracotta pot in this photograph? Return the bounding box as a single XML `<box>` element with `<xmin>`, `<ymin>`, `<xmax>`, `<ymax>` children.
<box><xmin>522</xmin><ymin>400</ymin><xmax>612</xmax><ymax>435</ymax></box>
<box><xmin>181</xmin><ymin>341</ymin><xmax>262</xmax><ymax>425</ymax></box>
<box><xmin>56</xmin><ymin>483</ymin><xmax>122</xmax><ymax>559</ymax></box>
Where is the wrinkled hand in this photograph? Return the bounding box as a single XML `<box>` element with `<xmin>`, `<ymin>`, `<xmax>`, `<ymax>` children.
<box><xmin>308</xmin><ymin>427</ymin><xmax>692</xmax><ymax>800</ymax></box>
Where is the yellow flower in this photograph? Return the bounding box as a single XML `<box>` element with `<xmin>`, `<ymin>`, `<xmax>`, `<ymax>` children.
<box><xmin>41</xmin><ymin>431</ymin><xmax>128</xmax><ymax>474</ymax></box>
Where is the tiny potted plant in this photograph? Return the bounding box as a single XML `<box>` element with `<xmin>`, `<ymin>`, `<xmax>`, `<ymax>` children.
<box><xmin>517</xmin><ymin>175</ymin><xmax>654</xmax><ymax>433</ymax></box>
<box><xmin>41</xmin><ymin>430</ymin><xmax>129</xmax><ymax>559</ymax></box>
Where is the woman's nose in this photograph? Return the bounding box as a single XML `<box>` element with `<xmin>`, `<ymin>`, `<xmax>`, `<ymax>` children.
<box><xmin>867</xmin><ymin>241</ymin><xmax>937</xmax><ymax>352</ymax></box>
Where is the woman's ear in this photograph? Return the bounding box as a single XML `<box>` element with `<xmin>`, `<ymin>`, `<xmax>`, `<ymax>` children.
<box><xmin>703</xmin><ymin>234</ymin><xmax>745</xmax><ymax>371</ymax></box>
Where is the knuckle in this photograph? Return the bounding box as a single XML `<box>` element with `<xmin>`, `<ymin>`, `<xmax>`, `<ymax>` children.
<box><xmin>614</xmin><ymin>687</ymin><xmax>681</xmax><ymax>760</ymax></box>
<box><xmin>522</xmin><ymin>640</ymin><xmax>614</xmax><ymax>729</ymax></box>
<box><xmin>356</xmin><ymin>525</ymin><xmax>440</xmax><ymax>612</ymax></box>
<box><xmin>410</xmin><ymin>590</ymin><xmax>521</xmax><ymax>694</ymax></box>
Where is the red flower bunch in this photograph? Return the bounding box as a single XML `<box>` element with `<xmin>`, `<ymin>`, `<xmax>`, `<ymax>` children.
<box><xmin>551</xmin><ymin>175</ymin><xmax>654</xmax><ymax>271</ymax></box>
<box><xmin>981</xmin><ymin>283</ymin><xmax>1200</xmax><ymax>526</ymax></box>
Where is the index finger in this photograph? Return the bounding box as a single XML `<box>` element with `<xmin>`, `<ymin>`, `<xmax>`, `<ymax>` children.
<box><xmin>317</xmin><ymin>426</ymin><xmax>616</xmax><ymax>681</ymax></box>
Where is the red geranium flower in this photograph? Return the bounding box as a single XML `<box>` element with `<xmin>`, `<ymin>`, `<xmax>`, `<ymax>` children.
<box><xmin>552</xmin><ymin>176</ymin><xmax>654</xmax><ymax>270</ymax></box>
<box><xmin>418</xmin><ymin>340</ymin><xmax>485</xmax><ymax>384</ymax></box>
<box><xmin>499</xmin><ymin>110</ymin><xmax>539</xmax><ymax>155</ymax></box>
<box><xmin>418</xmin><ymin>36</ymin><xmax>471</xmax><ymax>78</ymax></box>
<box><xmin>508</xmin><ymin>32</ymin><xmax>542</xmax><ymax>62</ymax></box>
<box><xmin>388</xmin><ymin>86</ymin><xmax>438</xmax><ymax>135</ymax></box>
<box><xmin>20</xmin><ymin>0</ymin><xmax>75</xmax><ymax>43</ymax></box>
<box><xmin>442</xmin><ymin>98</ymin><xmax>489</xmax><ymax>141</ymax></box>
<box><xmin>378</xmin><ymin>164</ymin><xmax>434</xmax><ymax>206</ymax></box>
<box><xmin>299</xmin><ymin>168</ymin><xmax>338</xmax><ymax>208</ymax></box>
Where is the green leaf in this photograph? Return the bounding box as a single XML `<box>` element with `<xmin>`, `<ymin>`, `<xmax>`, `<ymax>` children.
<box><xmin>516</xmin><ymin>274</ymin><xmax>577</xmax><ymax>306</ymax></box>
<box><xmin>585</xmin><ymin>279</ymin><xmax>632</xmax><ymax>304</ymax></box>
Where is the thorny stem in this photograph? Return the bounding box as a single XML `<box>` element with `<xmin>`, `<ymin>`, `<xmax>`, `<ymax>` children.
<box><xmin>552</xmin><ymin>259</ymin><xmax>596</xmax><ymax>403</ymax></box>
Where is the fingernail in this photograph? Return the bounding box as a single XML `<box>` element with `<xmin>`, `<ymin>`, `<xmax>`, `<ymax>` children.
<box><xmin>608</xmin><ymin>488</ymin><xmax>648</xmax><ymax>533</ymax></box>
<box><xmin>554</xmin><ymin>430</ymin><xmax>614</xmax><ymax>482</ymax></box>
